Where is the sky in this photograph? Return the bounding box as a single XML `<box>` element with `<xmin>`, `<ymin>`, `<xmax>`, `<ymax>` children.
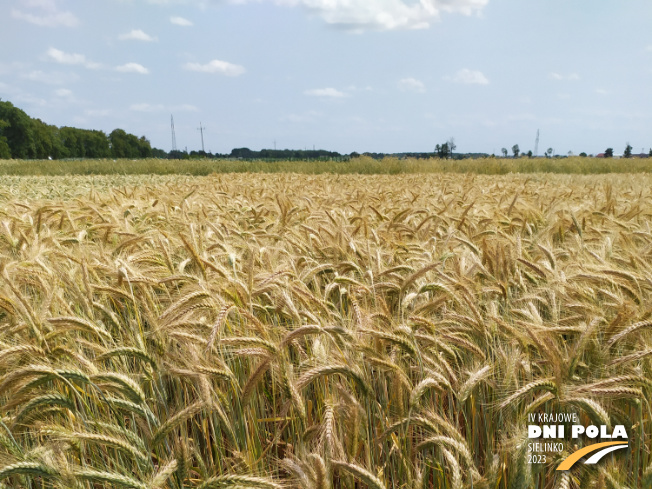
<box><xmin>1</xmin><ymin>0</ymin><xmax>651</xmax><ymax>156</ymax></box>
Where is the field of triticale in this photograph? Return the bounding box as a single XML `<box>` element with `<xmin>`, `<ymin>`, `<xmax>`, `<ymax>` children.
<box><xmin>0</xmin><ymin>172</ymin><xmax>651</xmax><ymax>489</ymax></box>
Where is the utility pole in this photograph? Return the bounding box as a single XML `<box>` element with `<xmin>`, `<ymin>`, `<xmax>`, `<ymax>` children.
<box><xmin>534</xmin><ymin>129</ymin><xmax>540</xmax><ymax>157</ymax></box>
<box><xmin>197</xmin><ymin>122</ymin><xmax>206</xmax><ymax>153</ymax></box>
<box><xmin>171</xmin><ymin>115</ymin><xmax>177</xmax><ymax>152</ymax></box>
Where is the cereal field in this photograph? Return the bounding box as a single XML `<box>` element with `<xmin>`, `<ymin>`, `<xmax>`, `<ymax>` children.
<box><xmin>0</xmin><ymin>173</ymin><xmax>651</xmax><ymax>489</ymax></box>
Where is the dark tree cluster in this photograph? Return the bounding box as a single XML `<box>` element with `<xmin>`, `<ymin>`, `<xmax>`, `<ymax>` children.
<box><xmin>0</xmin><ymin>100</ymin><xmax>154</xmax><ymax>159</ymax></box>
<box><xmin>623</xmin><ymin>143</ymin><xmax>632</xmax><ymax>158</ymax></box>
<box><xmin>230</xmin><ymin>147</ymin><xmax>343</xmax><ymax>160</ymax></box>
<box><xmin>435</xmin><ymin>138</ymin><xmax>456</xmax><ymax>158</ymax></box>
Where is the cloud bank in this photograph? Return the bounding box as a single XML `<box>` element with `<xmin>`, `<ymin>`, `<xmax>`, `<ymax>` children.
<box><xmin>183</xmin><ymin>60</ymin><xmax>245</xmax><ymax>76</ymax></box>
<box><xmin>46</xmin><ymin>47</ymin><xmax>100</xmax><ymax>69</ymax></box>
<box><xmin>444</xmin><ymin>68</ymin><xmax>489</xmax><ymax>85</ymax></box>
<box><xmin>549</xmin><ymin>72</ymin><xmax>580</xmax><ymax>81</ymax></box>
<box><xmin>398</xmin><ymin>77</ymin><xmax>426</xmax><ymax>93</ymax></box>
<box><xmin>119</xmin><ymin>29</ymin><xmax>158</xmax><ymax>42</ymax></box>
<box><xmin>272</xmin><ymin>0</ymin><xmax>488</xmax><ymax>31</ymax></box>
<box><xmin>156</xmin><ymin>0</ymin><xmax>488</xmax><ymax>31</ymax></box>
<box><xmin>11</xmin><ymin>0</ymin><xmax>79</xmax><ymax>27</ymax></box>
<box><xmin>304</xmin><ymin>87</ymin><xmax>347</xmax><ymax>98</ymax></box>
<box><xmin>170</xmin><ymin>16</ymin><xmax>193</xmax><ymax>26</ymax></box>
<box><xmin>116</xmin><ymin>63</ymin><xmax>150</xmax><ymax>74</ymax></box>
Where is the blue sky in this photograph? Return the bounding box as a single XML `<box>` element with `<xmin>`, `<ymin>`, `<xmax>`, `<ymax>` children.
<box><xmin>1</xmin><ymin>0</ymin><xmax>651</xmax><ymax>155</ymax></box>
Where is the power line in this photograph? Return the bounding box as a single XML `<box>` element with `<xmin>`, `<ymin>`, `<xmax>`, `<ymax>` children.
<box><xmin>171</xmin><ymin>114</ymin><xmax>177</xmax><ymax>152</ymax></box>
<box><xmin>197</xmin><ymin>122</ymin><xmax>206</xmax><ymax>153</ymax></box>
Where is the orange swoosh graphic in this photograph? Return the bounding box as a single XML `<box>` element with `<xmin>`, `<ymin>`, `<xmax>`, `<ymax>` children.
<box><xmin>557</xmin><ymin>441</ymin><xmax>628</xmax><ymax>471</ymax></box>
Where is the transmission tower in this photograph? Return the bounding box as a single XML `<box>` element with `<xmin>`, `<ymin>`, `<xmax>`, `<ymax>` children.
<box><xmin>197</xmin><ymin>122</ymin><xmax>206</xmax><ymax>153</ymax></box>
<box><xmin>171</xmin><ymin>115</ymin><xmax>177</xmax><ymax>152</ymax></box>
<box><xmin>534</xmin><ymin>129</ymin><xmax>540</xmax><ymax>157</ymax></box>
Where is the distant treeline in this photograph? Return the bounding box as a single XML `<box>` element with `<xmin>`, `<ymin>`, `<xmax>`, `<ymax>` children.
<box><xmin>1</xmin><ymin>99</ymin><xmax>492</xmax><ymax>162</ymax></box>
<box><xmin>0</xmin><ymin>100</ymin><xmax>156</xmax><ymax>160</ymax></box>
<box><xmin>180</xmin><ymin>149</ymin><xmax>480</xmax><ymax>161</ymax></box>
<box><xmin>170</xmin><ymin>148</ymin><xmax>348</xmax><ymax>160</ymax></box>
<box><xmin>229</xmin><ymin>147</ymin><xmax>343</xmax><ymax>160</ymax></box>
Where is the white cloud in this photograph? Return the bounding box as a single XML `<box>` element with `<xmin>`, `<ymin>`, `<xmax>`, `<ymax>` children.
<box><xmin>119</xmin><ymin>29</ymin><xmax>157</xmax><ymax>42</ymax></box>
<box><xmin>47</xmin><ymin>47</ymin><xmax>85</xmax><ymax>65</ymax></box>
<box><xmin>595</xmin><ymin>88</ymin><xmax>608</xmax><ymax>95</ymax></box>
<box><xmin>176</xmin><ymin>104</ymin><xmax>199</xmax><ymax>112</ymax></box>
<box><xmin>444</xmin><ymin>68</ymin><xmax>489</xmax><ymax>85</ymax></box>
<box><xmin>84</xmin><ymin>109</ymin><xmax>113</xmax><ymax>117</ymax></box>
<box><xmin>304</xmin><ymin>87</ymin><xmax>347</xmax><ymax>98</ymax></box>
<box><xmin>116</xmin><ymin>63</ymin><xmax>150</xmax><ymax>74</ymax></box>
<box><xmin>130</xmin><ymin>103</ymin><xmax>165</xmax><ymax>112</ymax></box>
<box><xmin>398</xmin><ymin>77</ymin><xmax>425</xmax><ymax>93</ymax></box>
<box><xmin>549</xmin><ymin>72</ymin><xmax>580</xmax><ymax>81</ymax></box>
<box><xmin>146</xmin><ymin>0</ymin><xmax>486</xmax><ymax>31</ymax></box>
<box><xmin>345</xmin><ymin>85</ymin><xmax>374</xmax><ymax>92</ymax></box>
<box><xmin>54</xmin><ymin>88</ymin><xmax>72</xmax><ymax>97</ymax></box>
<box><xmin>170</xmin><ymin>16</ymin><xmax>193</xmax><ymax>26</ymax></box>
<box><xmin>14</xmin><ymin>93</ymin><xmax>48</xmax><ymax>107</ymax></box>
<box><xmin>22</xmin><ymin>70</ymin><xmax>80</xmax><ymax>85</ymax></box>
<box><xmin>258</xmin><ymin>0</ymin><xmax>487</xmax><ymax>31</ymax></box>
<box><xmin>0</xmin><ymin>61</ymin><xmax>30</xmax><ymax>76</ymax></box>
<box><xmin>148</xmin><ymin>0</ymin><xmax>199</xmax><ymax>4</ymax></box>
<box><xmin>11</xmin><ymin>0</ymin><xmax>79</xmax><ymax>27</ymax></box>
<box><xmin>46</xmin><ymin>47</ymin><xmax>101</xmax><ymax>69</ymax></box>
<box><xmin>646</xmin><ymin>45</ymin><xmax>652</xmax><ymax>52</ymax></box>
<box><xmin>24</xmin><ymin>0</ymin><xmax>58</xmax><ymax>10</ymax></box>
<box><xmin>183</xmin><ymin>60</ymin><xmax>245</xmax><ymax>76</ymax></box>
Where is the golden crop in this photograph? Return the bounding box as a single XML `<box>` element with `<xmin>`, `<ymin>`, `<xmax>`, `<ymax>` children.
<box><xmin>0</xmin><ymin>172</ymin><xmax>651</xmax><ymax>488</ymax></box>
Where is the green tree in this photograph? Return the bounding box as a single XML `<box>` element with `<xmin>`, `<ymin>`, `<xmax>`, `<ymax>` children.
<box><xmin>231</xmin><ymin>147</ymin><xmax>255</xmax><ymax>159</ymax></box>
<box><xmin>169</xmin><ymin>149</ymin><xmax>189</xmax><ymax>159</ymax></box>
<box><xmin>0</xmin><ymin>100</ymin><xmax>149</xmax><ymax>160</ymax></box>
<box><xmin>605</xmin><ymin>148</ymin><xmax>614</xmax><ymax>158</ymax></box>
<box><xmin>109</xmin><ymin>129</ymin><xmax>145</xmax><ymax>158</ymax></box>
<box><xmin>151</xmin><ymin>147</ymin><xmax>168</xmax><ymax>158</ymax></box>
<box><xmin>447</xmin><ymin>137</ymin><xmax>456</xmax><ymax>157</ymax></box>
<box><xmin>435</xmin><ymin>142</ymin><xmax>451</xmax><ymax>158</ymax></box>
<box><xmin>137</xmin><ymin>136</ymin><xmax>152</xmax><ymax>158</ymax></box>
<box><xmin>512</xmin><ymin>144</ymin><xmax>520</xmax><ymax>158</ymax></box>
<box><xmin>0</xmin><ymin>100</ymin><xmax>36</xmax><ymax>158</ymax></box>
<box><xmin>624</xmin><ymin>143</ymin><xmax>632</xmax><ymax>158</ymax></box>
<box><xmin>32</xmin><ymin>119</ymin><xmax>65</xmax><ymax>159</ymax></box>
<box><xmin>109</xmin><ymin>129</ymin><xmax>129</xmax><ymax>158</ymax></box>
<box><xmin>501</xmin><ymin>148</ymin><xmax>508</xmax><ymax>158</ymax></box>
<box><xmin>0</xmin><ymin>119</ymin><xmax>11</xmax><ymax>159</ymax></box>
<box><xmin>86</xmin><ymin>130</ymin><xmax>110</xmax><ymax>158</ymax></box>
<box><xmin>60</xmin><ymin>126</ymin><xmax>80</xmax><ymax>157</ymax></box>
